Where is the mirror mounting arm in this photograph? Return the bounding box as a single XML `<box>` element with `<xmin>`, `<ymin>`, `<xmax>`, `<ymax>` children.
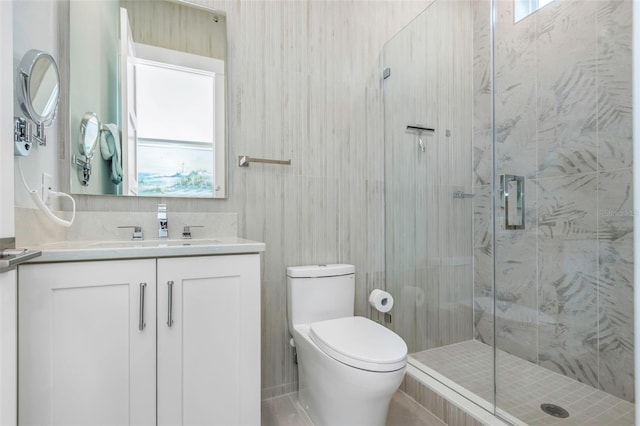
<box><xmin>14</xmin><ymin>117</ymin><xmax>32</xmax><ymax>156</ymax></box>
<box><xmin>14</xmin><ymin>118</ymin><xmax>47</xmax><ymax>156</ymax></box>
<box><xmin>72</xmin><ymin>154</ymin><xmax>92</xmax><ymax>186</ymax></box>
<box><xmin>32</xmin><ymin>122</ymin><xmax>46</xmax><ymax>147</ymax></box>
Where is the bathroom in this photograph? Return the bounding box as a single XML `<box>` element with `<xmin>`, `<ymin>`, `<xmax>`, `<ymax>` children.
<box><xmin>0</xmin><ymin>0</ymin><xmax>636</xmax><ymax>425</ymax></box>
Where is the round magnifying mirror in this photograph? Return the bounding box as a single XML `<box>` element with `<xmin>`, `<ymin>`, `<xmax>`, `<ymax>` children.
<box><xmin>17</xmin><ymin>49</ymin><xmax>60</xmax><ymax>125</ymax></box>
<box><xmin>79</xmin><ymin>112</ymin><xmax>101</xmax><ymax>159</ymax></box>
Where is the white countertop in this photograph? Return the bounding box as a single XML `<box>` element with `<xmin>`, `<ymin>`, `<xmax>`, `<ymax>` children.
<box><xmin>0</xmin><ymin>249</ymin><xmax>42</xmax><ymax>272</ymax></box>
<box><xmin>22</xmin><ymin>237</ymin><xmax>265</xmax><ymax>263</ymax></box>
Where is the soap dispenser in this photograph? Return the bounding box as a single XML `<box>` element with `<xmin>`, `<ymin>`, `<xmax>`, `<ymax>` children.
<box><xmin>158</xmin><ymin>203</ymin><xmax>168</xmax><ymax>238</ymax></box>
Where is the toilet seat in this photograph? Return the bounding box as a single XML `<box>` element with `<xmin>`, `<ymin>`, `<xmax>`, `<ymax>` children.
<box><xmin>309</xmin><ymin>316</ymin><xmax>407</xmax><ymax>372</ymax></box>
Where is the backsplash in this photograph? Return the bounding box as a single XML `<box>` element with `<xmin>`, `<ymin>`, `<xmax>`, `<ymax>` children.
<box><xmin>15</xmin><ymin>207</ymin><xmax>237</xmax><ymax>247</ymax></box>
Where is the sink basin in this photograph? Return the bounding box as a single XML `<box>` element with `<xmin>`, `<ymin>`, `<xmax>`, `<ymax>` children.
<box><xmin>29</xmin><ymin>237</ymin><xmax>265</xmax><ymax>263</ymax></box>
<box><xmin>38</xmin><ymin>238</ymin><xmax>226</xmax><ymax>250</ymax></box>
<box><xmin>87</xmin><ymin>239</ymin><xmax>223</xmax><ymax>249</ymax></box>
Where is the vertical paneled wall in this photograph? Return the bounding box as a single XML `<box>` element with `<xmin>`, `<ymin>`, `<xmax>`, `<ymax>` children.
<box><xmin>47</xmin><ymin>0</ymin><xmax>429</xmax><ymax>399</ymax></box>
<box><xmin>384</xmin><ymin>0</ymin><xmax>474</xmax><ymax>354</ymax></box>
<box><xmin>121</xmin><ymin>0</ymin><xmax>227</xmax><ymax>60</ymax></box>
<box><xmin>473</xmin><ymin>0</ymin><xmax>634</xmax><ymax>402</ymax></box>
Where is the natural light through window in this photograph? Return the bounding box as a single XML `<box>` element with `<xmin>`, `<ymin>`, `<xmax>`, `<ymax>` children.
<box><xmin>135</xmin><ymin>60</ymin><xmax>216</xmax><ymax>197</ymax></box>
<box><xmin>514</xmin><ymin>0</ymin><xmax>553</xmax><ymax>22</ymax></box>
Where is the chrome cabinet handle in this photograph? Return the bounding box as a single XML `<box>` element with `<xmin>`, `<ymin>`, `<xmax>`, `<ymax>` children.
<box><xmin>501</xmin><ymin>174</ymin><xmax>525</xmax><ymax>230</ymax></box>
<box><xmin>167</xmin><ymin>280</ymin><xmax>174</xmax><ymax>327</ymax></box>
<box><xmin>139</xmin><ymin>282</ymin><xmax>147</xmax><ymax>331</ymax></box>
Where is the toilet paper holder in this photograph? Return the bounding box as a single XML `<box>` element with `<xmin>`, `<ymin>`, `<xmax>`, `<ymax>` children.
<box><xmin>369</xmin><ymin>289</ymin><xmax>394</xmax><ymax>314</ymax></box>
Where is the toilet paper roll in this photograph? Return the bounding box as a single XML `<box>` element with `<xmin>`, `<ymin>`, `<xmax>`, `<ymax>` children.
<box><xmin>369</xmin><ymin>289</ymin><xmax>394</xmax><ymax>313</ymax></box>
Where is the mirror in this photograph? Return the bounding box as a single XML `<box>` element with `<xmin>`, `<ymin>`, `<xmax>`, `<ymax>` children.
<box><xmin>72</xmin><ymin>112</ymin><xmax>101</xmax><ymax>186</ymax></box>
<box><xmin>15</xmin><ymin>49</ymin><xmax>60</xmax><ymax>155</ymax></box>
<box><xmin>17</xmin><ymin>49</ymin><xmax>60</xmax><ymax>125</ymax></box>
<box><xmin>79</xmin><ymin>113</ymin><xmax>100</xmax><ymax>158</ymax></box>
<box><xmin>69</xmin><ymin>0</ymin><xmax>227</xmax><ymax>198</ymax></box>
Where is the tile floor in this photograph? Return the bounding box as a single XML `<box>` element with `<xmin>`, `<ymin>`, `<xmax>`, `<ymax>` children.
<box><xmin>261</xmin><ymin>389</ymin><xmax>445</xmax><ymax>426</ymax></box>
<box><xmin>412</xmin><ymin>340</ymin><xmax>635</xmax><ymax>425</ymax></box>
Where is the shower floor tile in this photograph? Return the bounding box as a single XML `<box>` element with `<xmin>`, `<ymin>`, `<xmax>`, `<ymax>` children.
<box><xmin>412</xmin><ymin>340</ymin><xmax>634</xmax><ymax>425</ymax></box>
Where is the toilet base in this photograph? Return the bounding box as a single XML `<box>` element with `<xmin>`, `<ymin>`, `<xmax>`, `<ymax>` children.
<box><xmin>293</xmin><ymin>325</ymin><xmax>406</xmax><ymax>426</ymax></box>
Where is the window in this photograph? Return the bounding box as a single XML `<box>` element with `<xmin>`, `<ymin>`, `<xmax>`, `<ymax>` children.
<box><xmin>135</xmin><ymin>57</ymin><xmax>217</xmax><ymax>197</ymax></box>
<box><xmin>514</xmin><ymin>0</ymin><xmax>553</xmax><ymax>22</ymax></box>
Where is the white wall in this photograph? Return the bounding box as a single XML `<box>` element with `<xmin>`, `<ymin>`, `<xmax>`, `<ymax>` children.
<box><xmin>13</xmin><ymin>0</ymin><xmax>61</xmax><ymax>210</ymax></box>
<box><xmin>0</xmin><ymin>0</ymin><xmax>14</xmax><ymax>239</ymax></box>
<box><xmin>0</xmin><ymin>4</ymin><xmax>16</xmax><ymax>425</ymax></box>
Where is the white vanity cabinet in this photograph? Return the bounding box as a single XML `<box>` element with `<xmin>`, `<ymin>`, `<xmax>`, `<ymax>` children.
<box><xmin>18</xmin><ymin>253</ymin><xmax>260</xmax><ymax>426</ymax></box>
<box><xmin>18</xmin><ymin>259</ymin><xmax>157</xmax><ymax>426</ymax></box>
<box><xmin>157</xmin><ymin>255</ymin><xmax>260</xmax><ymax>426</ymax></box>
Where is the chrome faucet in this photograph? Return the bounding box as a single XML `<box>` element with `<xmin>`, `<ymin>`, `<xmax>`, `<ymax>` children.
<box><xmin>158</xmin><ymin>204</ymin><xmax>168</xmax><ymax>238</ymax></box>
<box><xmin>182</xmin><ymin>225</ymin><xmax>204</xmax><ymax>239</ymax></box>
<box><xmin>118</xmin><ymin>225</ymin><xmax>144</xmax><ymax>240</ymax></box>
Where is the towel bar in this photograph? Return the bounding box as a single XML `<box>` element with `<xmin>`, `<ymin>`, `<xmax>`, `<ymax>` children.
<box><xmin>238</xmin><ymin>155</ymin><xmax>291</xmax><ymax>167</ymax></box>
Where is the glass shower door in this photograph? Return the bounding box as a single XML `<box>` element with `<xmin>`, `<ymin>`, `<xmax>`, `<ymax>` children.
<box><xmin>491</xmin><ymin>0</ymin><xmax>634</xmax><ymax>423</ymax></box>
<box><xmin>384</xmin><ymin>0</ymin><xmax>494</xmax><ymax>414</ymax></box>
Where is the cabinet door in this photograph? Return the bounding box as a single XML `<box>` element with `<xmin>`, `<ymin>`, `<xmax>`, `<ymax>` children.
<box><xmin>157</xmin><ymin>254</ymin><xmax>260</xmax><ymax>426</ymax></box>
<box><xmin>0</xmin><ymin>269</ymin><xmax>17</xmax><ymax>426</ymax></box>
<box><xmin>18</xmin><ymin>260</ymin><xmax>156</xmax><ymax>426</ymax></box>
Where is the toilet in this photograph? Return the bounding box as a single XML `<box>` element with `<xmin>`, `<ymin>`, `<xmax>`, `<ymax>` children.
<box><xmin>287</xmin><ymin>264</ymin><xmax>407</xmax><ymax>426</ymax></box>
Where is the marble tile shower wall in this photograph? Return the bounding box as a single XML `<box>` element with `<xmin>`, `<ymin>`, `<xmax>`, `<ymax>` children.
<box><xmin>50</xmin><ymin>0</ymin><xmax>430</xmax><ymax>399</ymax></box>
<box><xmin>472</xmin><ymin>0</ymin><xmax>634</xmax><ymax>402</ymax></box>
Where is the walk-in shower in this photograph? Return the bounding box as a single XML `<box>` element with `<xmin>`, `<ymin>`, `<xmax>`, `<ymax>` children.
<box><xmin>384</xmin><ymin>0</ymin><xmax>634</xmax><ymax>424</ymax></box>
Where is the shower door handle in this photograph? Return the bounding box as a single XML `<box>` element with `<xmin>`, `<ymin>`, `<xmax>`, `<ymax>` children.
<box><xmin>501</xmin><ymin>174</ymin><xmax>525</xmax><ymax>230</ymax></box>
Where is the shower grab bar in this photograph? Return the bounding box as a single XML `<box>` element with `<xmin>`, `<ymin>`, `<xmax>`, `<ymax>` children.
<box><xmin>238</xmin><ymin>155</ymin><xmax>291</xmax><ymax>167</ymax></box>
<box><xmin>501</xmin><ymin>174</ymin><xmax>525</xmax><ymax>230</ymax></box>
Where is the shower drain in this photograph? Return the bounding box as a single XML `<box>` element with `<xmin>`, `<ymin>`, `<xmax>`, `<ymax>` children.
<box><xmin>540</xmin><ymin>403</ymin><xmax>570</xmax><ymax>418</ymax></box>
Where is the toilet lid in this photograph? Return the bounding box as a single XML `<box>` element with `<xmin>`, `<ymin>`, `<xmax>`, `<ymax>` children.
<box><xmin>309</xmin><ymin>316</ymin><xmax>407</xmax><ymax>372</ymax></box>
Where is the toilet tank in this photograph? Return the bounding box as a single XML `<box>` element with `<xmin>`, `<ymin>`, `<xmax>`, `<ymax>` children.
<box><xmin>287</xmin><ymin>264</ymin><xmax>355</xmax><ymax>329</ymax></box>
